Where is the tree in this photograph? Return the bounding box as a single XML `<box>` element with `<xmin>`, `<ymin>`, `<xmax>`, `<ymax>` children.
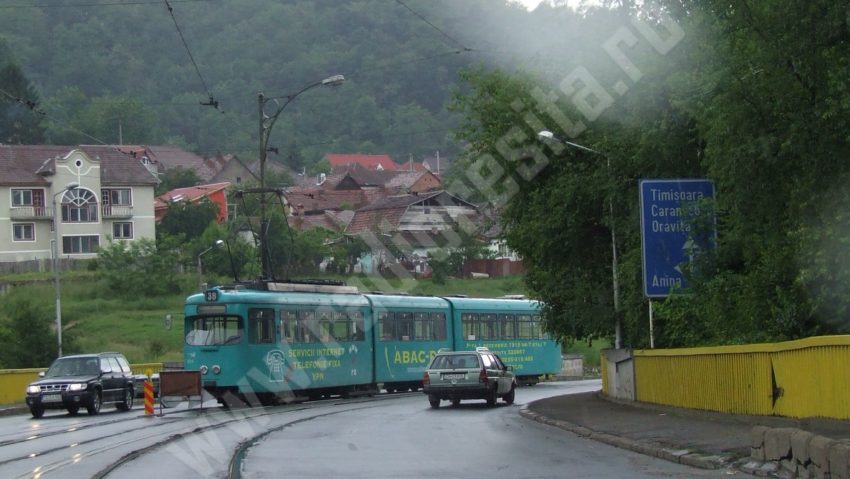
<box><xmin>0</xmin><ymin>293</ymin><xmax>59</xmax><ymax>368</ymax></box>
<box><xmin>0</xmin><ymin>40</ymin><xmax>45</xmax><ymax>144</ymax></box>
<box><xmin>157</xmin><ymin>198</ymin><xmax>219</xmax><ymax>240</ymax></box>
<box><xmin>155</xmin><ymin>167</ymin><xmax>202</xmax><ymax>196</ymax></box>
<box><xmin>97</xmin><ymin>238</ymin><xmax>184</xmax><ymax>297</ymax></box>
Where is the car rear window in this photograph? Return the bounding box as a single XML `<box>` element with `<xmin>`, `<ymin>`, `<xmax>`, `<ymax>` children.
<box><xmin>431</xmin><ymin>354</ymin><xmax>479</xmax><ymax>369</ymax></box>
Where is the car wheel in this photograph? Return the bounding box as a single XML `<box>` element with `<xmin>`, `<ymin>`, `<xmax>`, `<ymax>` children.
<box><xmin>451</xmin><ymin>399</ymin><xmax>461</xmax><ymax>407</ymax></box>
<box><xmin>86</xmin><ymin>390</ymin><xmax>102</xmax><ymax>415</ymax></box>
<box><xmin>30</xmin><ymin>406</ymin><xmax>44</xmax><ymax>419</ymax></box>
<box><xmin>503</xmin><ymin>385</ymin><xmax>516</xmax><ymax>405</ymax></box>
<box><xmin>67</xmin><ymin>406</ymin><xmax>79</xmax><ymax>415</ymax></box>
<box><xmin>486</xmin><ymin>388</ymin><xmax>497</xmax><ymax>407</ymax></box>
<box><xmin>117</xmin><ymin>387</ymin><xmax>134</xmax><ymax>411</ymax></box>
<box><xmin>429</xmin><ymin>395</ymin><xmax>440</xmax><ymax>408</ymax></box>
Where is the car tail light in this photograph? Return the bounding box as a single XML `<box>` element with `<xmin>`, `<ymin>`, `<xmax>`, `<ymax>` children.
<box><xmin>479</xmin><ymin>369</ymin><xmax>488</xmax><ymax>384</ymax></box>
<box><xmin>422</xmin><ymin>372</ymin><xmax>430</xmax><ymax>386</ymax></box>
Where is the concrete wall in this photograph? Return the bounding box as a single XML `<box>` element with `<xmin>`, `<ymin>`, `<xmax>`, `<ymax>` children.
<box><xmin>601</xmin><ymin>349</ymin><xmax>635</xmax><ymax>401</ymax></box>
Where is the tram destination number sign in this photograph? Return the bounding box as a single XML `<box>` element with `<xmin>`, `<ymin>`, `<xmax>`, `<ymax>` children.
<box><xmin>639</xmin><ymin>179</ymin><xmax>715</xmax><ymax>298</ymax></box>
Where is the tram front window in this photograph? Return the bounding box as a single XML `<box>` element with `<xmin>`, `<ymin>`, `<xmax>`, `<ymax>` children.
<box><xmin>186</xmin><ymin>316</ymin><xmax>243</xmax><ymax>345</ymax></box>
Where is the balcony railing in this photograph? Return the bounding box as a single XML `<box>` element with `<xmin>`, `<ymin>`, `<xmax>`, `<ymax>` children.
<box><xmin>102</xmin><ymin>205</ymin><xmax>133</xmax><ymax>218</ymax></box>
<box><xmin>10</xmin><ymin>206</ymin><xmax>53</xmax><ymax>220</ymax></box>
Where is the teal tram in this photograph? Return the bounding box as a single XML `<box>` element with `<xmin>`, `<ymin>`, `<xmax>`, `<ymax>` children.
<box><xmin>183</xmin><ymin>281</ymin><xmax>561</xmax><ymax>406</ymax></box>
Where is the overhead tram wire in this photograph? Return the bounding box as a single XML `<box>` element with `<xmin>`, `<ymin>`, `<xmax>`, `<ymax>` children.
<box><xmin>162</xmin><ymin>0</ymin><xmax>221</xmax><ymax>112</ymax></box>
<box><xmin>0</xmin><ymin>86</ymin><xmax>134</xmax><ymax>150</ymax></box>
<box><xmin>0</xmin><ymin>0</ymin><xmax>211</xmax><ymax>8</ymax></box>
<box><xmin>393</xmin><ymin>0</ymin><xmax>471</xmax><ymax>52</ymax></box>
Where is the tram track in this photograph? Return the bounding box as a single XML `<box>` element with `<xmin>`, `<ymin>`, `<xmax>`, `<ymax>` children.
<box><xmin>90</xmin><ymin>392</ymin><xmax>414</xmax><ymax>479</ymax></box>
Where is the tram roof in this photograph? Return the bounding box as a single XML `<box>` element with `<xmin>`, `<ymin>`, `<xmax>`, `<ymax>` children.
<box><xmin>363</xmin><ymin>294</ymin><xmax>449</xmax><ymax>309</ymax></box>
<box><xmin>188</xmin><ymin>288</ymin><xmax>370</xmax><ymax>307</ymax></box>
<box><xmin>441</xmin><ymin>296</ymin><xmax>540</xmax><ymax>312</ymax></box>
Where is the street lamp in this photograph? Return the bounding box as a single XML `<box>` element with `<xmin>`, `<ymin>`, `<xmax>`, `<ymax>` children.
<box><xmin>198</xmin><ymin>239</ymin><xmax>224</xmax><ymax>291</ymax></box>
<box><xmin>53</xmin><ymin>181</ymin><xmax>79</xmax><ymax>358</ymax></box>
<box><xmin>257</xmin><ymin>74</ymin><xmax>345</xmax><ymax>279</ymax></box>
<box><xmin>537</xmin><ymin>130</ymin><xmax>622</xmax><ymax>349</ymax></box>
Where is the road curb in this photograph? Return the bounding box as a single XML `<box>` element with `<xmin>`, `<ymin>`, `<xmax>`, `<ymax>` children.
<box><xmin>518</xmin><ymin>406</ymin><xmax>736</xmax><ymax>470</ymax></box>
<box><xmin>0</xmin><ymin>405</ymin><xmax>28</xmax><ymax>417</ymax></box>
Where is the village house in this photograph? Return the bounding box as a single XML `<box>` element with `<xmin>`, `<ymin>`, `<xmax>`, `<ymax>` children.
<box><xmin>0</xmin><ymin>145</ymin><xmax>159</xmax><ymax>264</ymax></box>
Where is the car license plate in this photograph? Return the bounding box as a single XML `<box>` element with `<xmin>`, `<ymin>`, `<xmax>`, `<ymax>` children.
<box><xmin>442</xmin><ymin>373</ymin><xmax>465</xmax><ymax>380</ymax></box>
<box><xmin>42</xmin><ymin>394</ymin><xmax>62</xmax><ymax>403</ymax></box>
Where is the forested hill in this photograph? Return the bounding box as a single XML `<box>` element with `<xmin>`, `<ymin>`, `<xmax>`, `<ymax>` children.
<box><xmin>0</xmin><ymin>0</ymin><xmax>604</xmax><ymax>168</ymax></box>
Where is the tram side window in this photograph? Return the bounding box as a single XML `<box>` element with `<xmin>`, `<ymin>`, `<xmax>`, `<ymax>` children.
<box><xmin>332</xmin><ymin>311</ymin><xmax>351</xmax><ymax>341</ymax></box>
<box><xmin>351</xmin><ymin>312</ymin><xmax>365</xmax><ymax>341</ymax></box>
<box><xmin>298</xmin><ymin>311</ymin><xmax>317</xmax><ymax>343</ymax></box>
<box><xmin>186</xmin><ymin>316</ymin><xmax>242</xmax><ymax>346</ymax></box>
<box><xmin>413</xmin><ymin>312</ymin><xmax>431</xmax><ymax>340</ymax></box>
<box><xmin>378</xmin><ymin>312</ymin><xmax>394</xmax><ymax>341</ymax></box>
<box><xmin>518</xmin><ymin>314</ymin><xmax>543</xmax><ymax>339</ymax></box>
<box><xmin>500</xmin><ymin>314</ymin><xmax>517</xmax><ymax>339</ymax></box>
<box><xmin>431</xmin><ymin>313</ymin><xmax>447</xmax><ymax>341</ymax></box>
<box><xmin>481</xmin><ymin>313</ymin><xmax>498</xmax><ymax>340</ymax></box>
<box><xmin>397</xmin><ymin>312</ymin><xmax>413</xmax><ymax>341</ymax></box>
<box><xmin>249</xmin><ymin>308</ymin><xmax>276</xmax><ymax>344</ymax></box>
<box><xmin>462</xmin><ymin>313</ymin><xmax>479</xmax><ymax>340</ymax></box>
<box><xmin>318</xmin><ymin>310</ymin><xmax>334</xmax><ymax>341</ymax></box>
<box><xmin>281</xmin><ymin>310</ymin><xmax>297</xmax><ymax>342</ymax></box>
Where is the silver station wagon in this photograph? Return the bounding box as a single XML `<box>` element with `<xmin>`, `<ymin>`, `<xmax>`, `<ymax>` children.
<box><xmin>422</xmin><ymin>347</ymin><xmax>516</xmax><ymax>408</ymax></box>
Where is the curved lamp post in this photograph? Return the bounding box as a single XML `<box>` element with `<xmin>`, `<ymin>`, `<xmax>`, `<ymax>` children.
<box><xmin>198</xmin><ymin>239</ymin><xmax>224</xmax><ymax>291</ymax></box>
<box><xmin>53</xmin><ymin>181</ymin><xmax>80</xmax><ymax>358</ymax></box>
<box><xmin>257</xmin><ymin>74</ymin><xmax>345</xmax><ymax>278</ymax></box>
<box><xmin>537</xmin><ymin>130</ymin><xmax>622</xmax><ymax>349</ymax></box>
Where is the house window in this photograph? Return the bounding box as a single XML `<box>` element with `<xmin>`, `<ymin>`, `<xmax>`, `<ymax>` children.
<box><xmin>13</xmin><ymin>223</ymin><xmax>35</xmax><ymax>241</ymax></box>
<box><xmin>113</xmin><ymin>222</ymin><xmax>133</xmax><ymax>239</ymax></box>
<box><xmin>62</xmin><ymin>235</ymin><xmax>100</xmax><ymax>254</ymax></box>
<box><xmin>12</xmin><ymin>189</ymin><xmax>33</xmax><ymax>206</ymax></box>
<box><xmin>102</xmin><ymin>188</ymin><xmax>132</xmax><ymax>206</ymax></box>
<box><xmin>61</xmin><ymin>189</ymin><xmax>98</xmax><ymax>223</ymax></box>
<box><xmin>12</xmin><ymin>189</ymin><xmax>45</xmax><ymax>211</ymax></box>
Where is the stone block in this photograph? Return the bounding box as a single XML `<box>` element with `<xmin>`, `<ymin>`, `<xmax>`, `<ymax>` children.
<box><xmin>810</xmin><ymin>435</ymin><xmax>836</xmax><ymax>478</ymax></box>
<box><xmin>829</xmin><ymin>441</ymin><xmax>850</xmax><ymax>479</ymax></box>
<box><xmin>765</xmin><ymin>428</ymin><xmax>797</xmax><ymax>461</ymax></box>
<box><xmin>792</xmin><ymin>430</ymin><xmax>816</xmax><ymax>462</ymax></box>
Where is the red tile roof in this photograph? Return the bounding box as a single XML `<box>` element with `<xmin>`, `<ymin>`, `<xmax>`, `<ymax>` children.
<box><xmin>325</xmin><ymin>153</ymin><xmax>399</xmax><ymax>171</ymax></box>
<box><xmin>397</xmin><ymin>160</ymin><xmax>427</xmax><ymax>172</ymax></box>
<box><xmin>284</xmin><ymin>188</ymin><xmax>368</xmax><ymax>214</ymax></box>
<box><xmin>157</xmin><ymin>182</ymin><xmax>230</xmax><ymax>203</ymax></box>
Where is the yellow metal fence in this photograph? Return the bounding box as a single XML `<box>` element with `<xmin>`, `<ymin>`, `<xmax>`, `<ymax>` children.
<box><xmin>633</xmin><ymin>336</ymin><xmax>850</xmax><ymax>419</ymax></box>
<box><xmin>0</xmin><ymin>362</ymin><xmax>163</xmax><ymax>407</ymax></box>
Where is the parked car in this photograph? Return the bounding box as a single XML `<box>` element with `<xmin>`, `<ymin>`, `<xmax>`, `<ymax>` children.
<box><xmin>25</xmin><ymin>352</ymin><xmax>136</xmax><ymax>418</ymax></box>
<box><xmin>422</xmin><ymin>347</ymin><xmax>516</xmax><ymax>408</ymax></box>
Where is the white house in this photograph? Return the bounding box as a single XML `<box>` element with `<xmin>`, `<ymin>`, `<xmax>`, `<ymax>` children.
<box><xmin>0</xmin><ymin>145</ymin><xmax>159</xmax><ymax>263</ymax></box>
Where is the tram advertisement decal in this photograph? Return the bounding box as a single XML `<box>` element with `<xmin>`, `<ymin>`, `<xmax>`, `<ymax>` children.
<box><xmin>462</xmin><ymin>340</ymin><xmax>550</xmax><ymax>371</ymax></box>
<box><xmin>265</xmin><ymin>345</ymin><xmax>357</xmax><ymax>383</ymax></box>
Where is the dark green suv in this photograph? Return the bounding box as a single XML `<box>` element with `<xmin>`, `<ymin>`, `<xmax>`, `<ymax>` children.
<box><xmin>25</xmin><ymin>352</ymin><xmax>136</xmax><ymax>418</ymax></box>
<box><xmin>422</xmin><ymin>347</ymin><xmax>516</xmax><ymax>408</ymax></box>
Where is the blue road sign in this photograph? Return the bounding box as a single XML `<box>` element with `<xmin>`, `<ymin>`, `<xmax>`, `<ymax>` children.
<box><xmin>639</xmin><ymin>179</ymin><xmax>715</xmax><ymax>298</ymax></box>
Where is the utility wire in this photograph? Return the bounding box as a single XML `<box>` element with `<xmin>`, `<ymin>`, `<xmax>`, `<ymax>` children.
<box><xmin>0</xmin><ymin>86</ymin><xmax>120</xmax><ymax>147</ymax></box>
<box><xmin>162</xmin><ymin>0</ymin><xmax>221</xmax><ymax>111</ymax></box>
<box><xmin>393</xmin><ymin>0</ymin><xmax>471</xmax><ymax>52</ymax></box>
<box><xmin>0</xmin><ymin>0</ymin><xmax>210</xmax><ymax>8</ymax></box>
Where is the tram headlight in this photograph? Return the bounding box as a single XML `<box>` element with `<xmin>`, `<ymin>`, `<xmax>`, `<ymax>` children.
<box><xmin>211</xmin><ymin>365</ymin><xmax>221</xmax><ymax>375</ymax></box>
<box><xmin>199</xmin><ymin>365</ymin><xmax>209</xmax><ymax>375</ymax></box>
